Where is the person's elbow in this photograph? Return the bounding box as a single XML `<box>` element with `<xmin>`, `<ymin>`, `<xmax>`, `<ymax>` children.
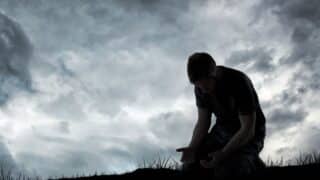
<box><xmin>239</xmin><ymin>111</ymin><xmax>256</xmax><ymax>141</ymax></box>
<box><xmin>247</xmin><ymin>125</ymin><xmax>255</xmax><ymax>141</ymax></box>
<box><xmin>196</xmin><ymin>119</ymin><xmax>211</xmax><ymax>133</ymax></box>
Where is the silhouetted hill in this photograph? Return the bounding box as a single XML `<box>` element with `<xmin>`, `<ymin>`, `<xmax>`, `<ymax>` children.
<box><xmin>54</xmin><ymin>163</ymin><xmax>320</xmax><ymax>180</ymax></box>
<box><xmin>250</xmin><ymin>163</ymin><xmax>320</xmax><ymax>178</ymax></box>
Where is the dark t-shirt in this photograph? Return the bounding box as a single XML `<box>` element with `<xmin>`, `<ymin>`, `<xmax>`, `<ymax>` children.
<box><xmin>195</xmin><ymin>66</ymin><xmax>266</xmax><ymax>153</ymax></box>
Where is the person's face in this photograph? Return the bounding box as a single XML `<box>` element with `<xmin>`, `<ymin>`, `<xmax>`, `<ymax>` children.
<box><xmin>194</xmin><ymin>76</ymin><xmax>217</xmax><ymax>94</ymax></box>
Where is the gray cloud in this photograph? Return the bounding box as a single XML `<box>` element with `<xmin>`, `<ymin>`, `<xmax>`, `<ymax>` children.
<box><xmin>0</xmin><ymin>0</ymin><xmax>204</xmax><ymax>56</ymax></box>
<box><xmin>58</xmin><ymin>121</ymin><xmax>70</xmax><ymax>134</ymax></box>
<box><xmin>15</xmin><ymin>144</ymin><xmax>107</xmax><ymax>178</ymax></box>
<box><xmin>261</xmin><ymin>86</ymin><xmax>308</xmax><ymax>134</ymax></box>
<box><xmin>256</xmin><ymin>0</ymin><xmax>320</xmax><ymax>90</ymax></box>
<box><xmin>32</xmin><ymin>127</ymin><xmax>73</xmax><ymax>144</ymax></box>
<box><xmin>277</xmin><ymin>126</ymin><xmax>320</xmax><ymax>164</ymax></box>
<box><xmin>297</xmin><ymin>126</ymin><xmax>320</xmax><ymax>153</ymax></box>
<box><xmin>38</xmin><ymin>93</ymin><xmax>87</xmax><ymax>123</ymax></box>
<box><xmin>225</xmin><ymin>46</ymin><xmax>275</xmax><ymax>72</ymax></box>
<box><xmin>102</xmin><ymin>136</ymin><xmax>179</xmax><ymax>170</ymax></box>
<box><xmin>0</xmin><ymin>12</ymin><xmax>33</xmax><ymax>105</ymax></box>
<box><xmin>0</xmin><ymin>0</ymin><xmax>319</xmax><ymax>178</ymax></box>
<box><xmin>148</xmin><ymin>111</ymin><xmax>195</xmax><ymax>145</ymax></box>
<box><xmin>0</xmin><ymin>142</ymin><xmax>20</xmax><ymax>176</ymax></box>
<box><xmin>0</xmin><ymin>0</ymin><xmax>203</xmax><ymax>118</ymax></box>
<box><xmin>16</xmin><ymin>152</ymin><xmax>61</xmax><ymax>178</ymax></box>
<box><xmin>252</xmin><ymin>1</ymin><xmax>320</xmax><ymax>144</ymax></box>
<box><xmin>15</xmin><ymin>135</ymin><xmax>178</xmax><ymax>178</ymax></box>
<box><xmin>56</xmin><ymin>150</ymin><xmax>107</xmax><ymax>177</ymax></box>
<box><xmin>277</xmin><ymin>88</ymin><xmax>305</xmax><ymax>106</ymax></box>
<box><xmin>267</xmin><ymin>108</ymin><xmax>307</xmax><ymax>133</ymax></box>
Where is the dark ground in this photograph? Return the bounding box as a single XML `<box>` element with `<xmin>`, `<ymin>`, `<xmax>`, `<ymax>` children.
<box><xmin>54</xmin><ymin>163</ymin><xmax>320</xmax><ymax>180</ymax></box>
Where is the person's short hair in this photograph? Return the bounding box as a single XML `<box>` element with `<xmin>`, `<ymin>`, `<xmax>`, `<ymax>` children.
<box><xmin>187</xmin><ymin>52</ymin><xmax>216</xmax><ymax>84</ymax></box>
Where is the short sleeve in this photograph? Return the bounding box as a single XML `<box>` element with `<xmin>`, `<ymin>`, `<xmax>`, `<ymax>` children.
<box><xmin>194</xmin><ymin>87</ymin><xmax>209</xmax><ymax>108</ymax></box>
<box><xmin>233</xmin><ymin>74</ymin><xmax>258</xmax><ymax>115</ymax></box>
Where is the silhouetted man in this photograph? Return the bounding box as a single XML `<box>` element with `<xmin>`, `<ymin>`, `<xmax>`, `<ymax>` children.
<box><xmin>177</xmin><ymin>52</ymin><xmax>266</xmax><ymax>178</ymax></box>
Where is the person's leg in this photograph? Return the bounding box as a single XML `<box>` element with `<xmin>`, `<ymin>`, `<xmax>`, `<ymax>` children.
<box><xmin>213</xmin><ymin>152</ymin><xmax>263</xmax><ymax>178</ymax></box>
<box><xmin>181</xmin><ymin>133</ymin><xmax>223</xmax><ymax>177</ymax></box>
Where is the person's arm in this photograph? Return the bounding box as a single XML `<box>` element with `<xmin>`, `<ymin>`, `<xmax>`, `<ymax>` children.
<box><xmin>221</xmin><ymin>111</ymin><xmax>256</xmax><ymax>156</ymax></box>
<box><xmin>200</xmin><ymin>111</ymin><xmax>256</xmax><ymax>168</ymax></box>
<box><xmin>188</xmin><ymin>107</ymin><xmax>212</xmax><ymax>149</ymax></box>
<box><xmin>176</xmin><ymin>107</ymin><xmax>211</xmax><ymax>163</ymax></box>
<box><xmin>222</xmin><ymin>73</ymin><xmax>257</xmax><ymax>156</ymax></box>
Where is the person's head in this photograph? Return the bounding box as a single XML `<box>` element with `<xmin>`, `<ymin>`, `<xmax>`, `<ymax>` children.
<box><xmin>187</xmin><ymin>52</ymin><xmax>217</xmax><ymax>93</ymax></box>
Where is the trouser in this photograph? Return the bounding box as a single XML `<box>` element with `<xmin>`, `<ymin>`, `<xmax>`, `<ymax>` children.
<box><xmin>182</xmin><ymin>125</ymin><xmax>265</xmax><ymax>178</ymax></box>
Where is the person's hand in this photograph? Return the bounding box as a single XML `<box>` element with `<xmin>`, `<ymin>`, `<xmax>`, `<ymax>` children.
<box><xmin>176</xmin><ymin>147</ymin><xmax>196</xmax><ymax>163</ymax></box>
<box><xmin>200</xmin><ymin>150</ymin><xmax>226</xmax><ymax>168</ymax></box>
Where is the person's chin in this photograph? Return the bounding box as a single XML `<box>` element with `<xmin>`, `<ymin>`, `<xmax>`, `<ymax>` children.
<box><xmin>203</xmin><ymin>89</ymin><xmax>213</xmax><ymax>94</ymax></box>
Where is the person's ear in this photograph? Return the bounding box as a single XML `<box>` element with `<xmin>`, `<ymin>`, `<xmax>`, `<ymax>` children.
<box><xmin>208</xmin><ymin>68</ymin><xmax>216</xmax><ymax>77</ymax></box>
<box><xmin>208</xmin><ymin>64</ymin><xmax>216</xmax><ymax>77</ymax></box>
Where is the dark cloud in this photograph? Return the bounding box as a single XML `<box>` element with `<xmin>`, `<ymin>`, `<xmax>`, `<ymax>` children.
<box><xmin>278</xmin><ymin>88</ymin><xmax>304</xmax><ymax>106</ymax></box>
<box><xmin>297</xmin><ymin>126</ymin><xmax>320</xmax><ymax>153</ymax></box>
<box><xmin>148</xmin><ymin>111</ymin><xmax>195</xmax><ymax>144</ymax></box>
<box><xmin>58</xmin><ymin>150</ymin><xmax>107</xmax><ymax>176</ymax></box>
<box><xmin>102</xmin><ymin>136</ymin><xmax>179</xmax><ymax>169</ymax></box>
<box><xmin>38</xmin><ymin>93</ymin><xmax>87</xmax><ymax>122</ymax></box>
<box><xmin>32</xmin><ymin>127</ymin><xmax>73</xmax><ymax>143</ymax></box>
<box><xmin>256</xmin><ymin>0</ymin><xmax>320</xmax><ymax>91</ymax></box>
<box><xmin>113</xmin><ymin>0</ymin><xmax>195</xmax><ymax>18</ymax></box>
<box><xmin>275</xmin><ymin>126</ymin><xmax>320</xmax><ymax>164</ymax></box>
<box><xmin>0</xmin><ymin>12</ymin><xmax>33</xmax><ymax>105</ymax></box>
<box><xmin>16</xmin><ymin>152</ymin><xmax>59</xmax><ymax>178</ymax></box>
<box><xmin>0</xmin><ymin>0</ymin><xmax>204</xmax><ymax>57</ymax></box>
<box><xmin>262</xmin><ymin>0</ymin><xmax>320</xmax><ymax>28</ymax></box>
<box><xmin>58</xmin><ymin>121</ymin><xmax>70</xmax><ymax>134</ymax></box>
<box><xmin>251</xmin><ymin>0</ymin><xmax>320</xmax><ymax>142</ymax></box>
<box><xmin>15</xmin><ymin>135</ymin><xmax>178</xmax><ymax>178</ymax></box>
<box><xmin>262</xmin><ymin>87</ymin><xmax>308</xmax><ymax>134</ymax></box>
<box><xmin>1</xmin><ymin>0</ymin><xmax>319</xmax><ymax>177</ymax></box>
<box><xmin>0</xmin><ymin>0</ymin><xmax>205</xmax><ymax>117</ymax></box>
<box><xmin>16</xmin><ymin>147</ymin><xmax>106</xmax><ymax>178</ymax></box>
<box><xmin>276</xmin><ymin>147</ymin><xmax>298</xmax><ymax>155</ymax></box>
<box><xmin>267</xmin><ymin>108</ymin><xmax>307</xmax><ymax>133</ymax></box>
<box><xmin>56</xmin><ymin>56</ymin><xmax>75</xmax><ymax>78</ymax></box>
<box><xmin>225</xmin><ymin>47</ymin><xmax>275</xmax><ymax>72</ymax></box>
<box><xmin>0</xmin><ymin>142</ymin><xmax>19</xmax><ymax>175</ymax></box>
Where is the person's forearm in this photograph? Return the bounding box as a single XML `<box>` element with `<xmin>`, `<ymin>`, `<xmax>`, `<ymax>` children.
<box><xmin>221</xmin><ymin>127</ymin><xmax>254</xmax><ymax>156</ymax></box>
<box><xmin>221</xmin><ymin>113</ymin><xmax>256</xmax><ymax>156</ymax></box>
<box><xmin>188</xmin><ymin>122</ymin><xmax>208</xmax><ymax>149</ymax></box>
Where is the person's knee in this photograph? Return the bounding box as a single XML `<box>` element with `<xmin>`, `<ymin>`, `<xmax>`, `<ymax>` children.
<box><xmin>181</xmin><ymin>161</ymin><xmax>200</xmax><ymax>171</ymax></box>
<box><xmin>213</xmin><ymin>154</ymin><xmax>258</xmax><ymax>178</ymax></box>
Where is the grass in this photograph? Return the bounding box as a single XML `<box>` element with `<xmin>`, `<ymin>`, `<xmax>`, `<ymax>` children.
<box><xmin>137</xmin><ymin>155</ymin><xmax>180</xmax><ymax>170</ymax></box>
<box><xmin>0</xmin><ymin>160</ymin><xmax>42</xmax><ymax>180</ymax></box>
<box><xmin>137</xmin><ymin>151</ymin><xmax>320</xmax><ymax>169</ymax></box>
<box><xmin>1</xmin><ymin>152</ymin><xmax>320</xmax><ymax>179</ymax></box>
<box><xmin>265</xmin><ymin>151</ymin><xmax>320</xmax><ymax>167</ymax></box>
<box><xmin>294</xmin><ymin>152</ymin><xmax>320</xmax><ymax>165</ymax></box>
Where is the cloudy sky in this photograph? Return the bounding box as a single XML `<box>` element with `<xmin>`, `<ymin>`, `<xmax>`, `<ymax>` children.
<box><xmin>0</xmin><ymin>0</ymin><xmax>319</xmax><ymax>178</ymax></box>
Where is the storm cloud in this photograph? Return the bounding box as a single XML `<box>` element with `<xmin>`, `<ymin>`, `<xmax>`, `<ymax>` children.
<box><xmin>225</xmin><ymin>46</ymin><xmax>275</xmax><ymax>72</ymax></box>
<box><xmin>0</xmin><ymin>141</ymin><xmax>21</xmax><ymax>177</ymax></box>
<box><xmin>0</xmin><ymin>12</ymin><xmax>33</xmax><ymax>105</ymax></box>
<box><xmin>256</xmin><ymin>0</ymin><xmax>320</xmax><ymax>91</ymax></box>
<box><xmin>0</xmin><ymin>0</ymin><xmax>319</xmax><ymax>178</ymax></box>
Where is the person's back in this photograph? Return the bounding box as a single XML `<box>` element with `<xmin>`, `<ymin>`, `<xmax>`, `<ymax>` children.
<box><xmin>177</xmin><ymin>52</ymin><xmax>266</xmax><ymax>178</ymax></box>
<box><xmin>195</xmin><ymin>65</ymin><xmax>266</xmax><ymax>154</ymax></box>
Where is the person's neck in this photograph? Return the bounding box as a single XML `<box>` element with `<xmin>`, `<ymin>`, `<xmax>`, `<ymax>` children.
<box><xmin>209</xmin><ymin>67</ymin><xmax>221</xmax><ymax>96</ymax></box>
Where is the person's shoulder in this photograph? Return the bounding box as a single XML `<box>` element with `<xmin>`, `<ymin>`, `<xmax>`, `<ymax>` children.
<box><xmin>218</xmin><ymin>65</ymin><xmax>245</xmax><ymax>76</ymax></box>
<box><xmin>218</xmin><ymin>66</ymin><xmax>255</xmax><ymax>93</ymax></box>
<box><xmin>194</xmin><ymin>86</ymin><xmax>203</xmax><ymax>96</ymax></box>
<box><xmin>219</xmin><ymin>66</ymin><xmax>251</xmax><ymax>81</ymax></box>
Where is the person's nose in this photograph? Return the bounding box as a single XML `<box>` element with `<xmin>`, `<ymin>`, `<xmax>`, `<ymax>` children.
<box><xmin>196</xmin><ymin>83</ymin><xmax>207</xmax><ymax>92</ymax></box>
<box><xmin>195</xmin><ymin>82</ymin><xmax>202</xmax><ymax>89</ymax></box>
